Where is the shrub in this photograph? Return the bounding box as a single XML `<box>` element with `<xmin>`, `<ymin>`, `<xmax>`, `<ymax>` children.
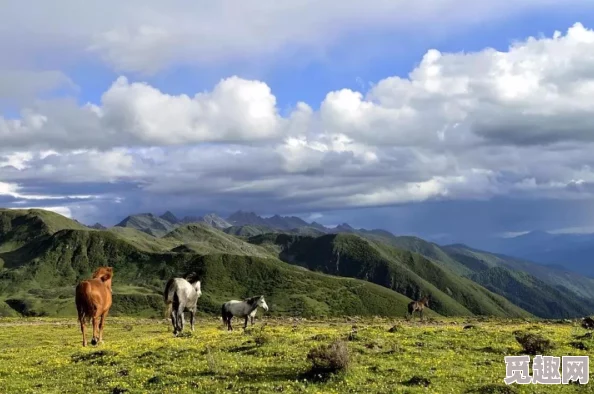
<box><xmin>581</xmin><ymin>316</ymin><xmax>594</xmax><ymax>330</ymax></box>
<box><xmin>514</xmin><ymin>332</ymin><xmax>553</xmax><ymax>355</ymax></box>
<box><xmin>307</xmin><ymin>340</ymin><xmax>350</xmax><ymax>374</ymax></box>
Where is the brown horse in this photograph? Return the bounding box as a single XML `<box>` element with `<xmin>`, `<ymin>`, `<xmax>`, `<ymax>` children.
<box><xmin>407</xmin><ymin>295</ymin><xmax>430</xmax><ymax>321</ymax></box>
<box><xmin>75</xmin><ymin>267</ymin><xmax>113</xmax><ymax>346</ymax></box>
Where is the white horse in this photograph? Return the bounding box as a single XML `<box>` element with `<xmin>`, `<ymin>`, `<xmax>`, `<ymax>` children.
<box><xmin>163</xmin><ymin>273</ymin><xmax>202</xmax><ymax>336</ymax></box>
<box><xmin>221</xmin><ymin>295</ymin><xmax>269</xmax><ymax>330</ymax></box>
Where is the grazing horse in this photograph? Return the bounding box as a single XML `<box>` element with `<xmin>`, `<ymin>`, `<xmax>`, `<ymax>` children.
<box><xmin>75</xmin><ymin>267</ymin><xmax>113</xmax><ymax>347</ymax></box>
<box><xmin>222</xmin><ymin>295</ymin><xmax>269</xmax><ymax>331</ymax></box>
<box><xmin>164</xmin><ymin>273</ymin><xmax>202</xmax><ymax>336</ymax></box>
<box><xmin>407</xmin><ymin>295</ymin><xmax>430</xmax><ymax>321</ymax></box>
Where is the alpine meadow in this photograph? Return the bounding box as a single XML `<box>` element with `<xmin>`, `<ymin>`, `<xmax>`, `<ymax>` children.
<box><xmin>5</xmin><ymin>2</ymin><xmax>594</xmax><ymax>392</ymax></box>
<box><xmin>0</xmin><ymin>208</ymin><xmax>593</xmax><ymax>392</ymax></box>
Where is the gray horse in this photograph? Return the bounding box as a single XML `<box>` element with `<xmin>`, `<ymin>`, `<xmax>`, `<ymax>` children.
<box><xmin>164</xmin><ymin>273</ymin><xmax>202</xmax><ymax>336</ymax></box>
<box><xmin>222</xmin><ymin>295</ymin><xmax>269</xmax><ymax>331</ymax></box>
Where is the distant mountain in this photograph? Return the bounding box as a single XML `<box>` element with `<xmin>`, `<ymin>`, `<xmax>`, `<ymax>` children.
<box><xmin>471</xmin><ymin>231</ymin><xmax>594</xmax><ymax>278</ymax></box>
<box><xmin>115</xmin><ymin>213</ymin><xmax>178</xmax><ymax>237</ymax></box>
<box><xmin>226</xmin><ymin>210</ymin><xmax>361</xmax><ymax>234</ymax></box>
<box><xmin>159</xmin><ymin>211</ymin><xmax>179</xmax><ymax>224</ymax></box>
<box><xmin>200</xmin><ymin>213</ymin><xmax>231</xmax><ymax>229</ymax></box>
<box><xmin>88</xmin><ymin>223</ymin><xmax>106</xmax><ymax>230</ymax></box>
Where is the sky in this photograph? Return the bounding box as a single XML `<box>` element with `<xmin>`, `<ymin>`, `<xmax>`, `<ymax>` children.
<box><xmin>4</xmin><ymin>1</ymin><xmax>594</xmax><ymax>245</ymax></box>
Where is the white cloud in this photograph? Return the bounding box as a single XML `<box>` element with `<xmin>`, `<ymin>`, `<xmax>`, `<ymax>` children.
<box><xmin>0</xmin><ymin>181</ymin><xmax>95</xmax><ymax>200</ymax></box>
<box><xmin>7</xmin><ymin>21</ymin><xmax>594</xmax><ymax>221</ymax></box>
<box><xmin>0</xmin><ymin>1</ymin><xmax>590</xmax><ymax>74</ymax></box>
<box><xmin>1</xmin><ymin>76</ymin><xmax>282</xmax><ymax>149</ymax></box>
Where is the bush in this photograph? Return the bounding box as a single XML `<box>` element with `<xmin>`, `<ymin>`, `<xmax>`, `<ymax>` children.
<box><xmin>307</xmin><ymin>340</ymin><xmax>350</xmax><ymax>374</ymax></box>
<box><xmin>581</xmin><ymin>316</ymin><xmax>594</xmax><ymax>330</ymax></box>
<box><xmin>514</xmin><ymin>332</ymin><xmax>553</xmax><ymax>355</ymax></box>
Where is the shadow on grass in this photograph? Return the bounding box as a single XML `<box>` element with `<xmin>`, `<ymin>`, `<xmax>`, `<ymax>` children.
<box><xmin>192</xmin><ymin>366</ymin><xmax>342</xmax><ymax>384</ymax></box>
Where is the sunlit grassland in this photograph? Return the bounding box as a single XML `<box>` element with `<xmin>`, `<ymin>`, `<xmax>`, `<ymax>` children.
<box><xmin>0</xmin><ymin>317</ymin><xmax>592</xmax><ymax>393</ymax></box>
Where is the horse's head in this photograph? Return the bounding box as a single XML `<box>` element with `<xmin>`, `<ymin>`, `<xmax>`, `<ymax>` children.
<box><xmin>423</xmin><ymin>295</ymin><xmax>430</xmax><ymax>307</ymax></box>
<box><xmin>257</xmin><ymin>295</ymin><xmax>269</xmax><ymax>312</ymax></box>
<box><xmin>193</xmin><ymin>281</ymin><xmax>202</xmax><ymax>297</ymax></box>
<box><xmin>92</xmin><ymin>266</ymin><xmax>113</xmax><ymax>290</ymax></box>
<box><xmin>184</xmin><ymin>272</ymin><xmax>202</xmax><ymax>296</ymax></box>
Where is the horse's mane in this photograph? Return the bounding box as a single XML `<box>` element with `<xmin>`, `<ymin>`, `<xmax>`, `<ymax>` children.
<box><xmin>184</xmin><ymin>272</ymin><xmax>200</xmax><ymax>284</ymax></box>
<box><xmin>245</xmin><ymin>295</ymin><xmax>263</xmax><ymax>305</ymax></box>
<box><xmin>92</xmin><ymin>266</ymin><xmax>113</xmax><ymax>282</ymax></box>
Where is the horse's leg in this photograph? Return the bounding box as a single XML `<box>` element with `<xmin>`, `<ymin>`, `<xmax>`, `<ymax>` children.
<box><xmin>79</xmin><ymin>316</ymin><xmax>87</xmax><ymax>347</ymax></box>
<box><xmin>250</xmin><ymin>315</ymin><xmax>254</xmax><ymax>326</ymax></box>
<box><xmin>420</xmin><ymin>309</ymin><xmax>424</xmax><ymax>322</ymax></box>
<box><xmin>171</xmin><ymin>309</ymin><xmax>178</xmax><ymax>336</ymax></box>
<box><xmin>244</xmin><ymin>316</ymin><xmax>248</xmax><ymax>330</ymax></box>
<box><xmin>190</xmin><ymin>308</ymin><xmax>195</xmax><ymax>332</ymax></box>
<box><xmin>91</xmin><ymin>315</ymin><xmax>100</xmax><ymax>346</ymax></box>
<box><xmin>98</xmin><ymin>310</ymin><xmax>109</xmax><ymax>343</ymax></box>
<box><xmin>228</xmin><ymin>315</ymin><xmax>233</xmax><ymax>331</ymax></box>
<box><xmin>177</xmin><ymin>306</ymin><xmax>185</xmax><ymax>333</ymax></box>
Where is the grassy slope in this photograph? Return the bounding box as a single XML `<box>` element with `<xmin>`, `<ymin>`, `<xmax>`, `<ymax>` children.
<box><xmin>249</xmin><ymin>233</ymin><xmax>530</xmax><ymax>318</ymax></box>
<box><xmin>115</xmin><ymin>213</ymin><xmax>178</xmax><ymax>237</ymax></box>
<box><xmin>360</xmin><ymin>231</ymin><xmax>594</xmax><ymax>318</ymax></box>
<box><xmin>163</xmin><ymin>223</ymin><xmax>273</xmax><ymax>257</ymax></box>
<box><xmin>443</xmin><ymin>244</ymin><xmax>594</xmax><ymax>300</ymax></box>
<box><xmin>0</xmin><ymin>208</ymin><xmax>87</xmax><ymax>253</ymax></box>
<box><xmin>0</xmin><ymin>317</ymin><xmax>590</xmax><ymax>394</ymax></box>
<box><xmin>0</xmin><ymin>212</ymin><xmax>424</xmax><ymax>318</ymax></box>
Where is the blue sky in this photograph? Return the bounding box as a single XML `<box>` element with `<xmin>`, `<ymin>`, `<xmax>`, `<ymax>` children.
<box><xmin>4</xmin><ymin>1</ymin><xmax>594</xmax><ymax>246</ymax></box>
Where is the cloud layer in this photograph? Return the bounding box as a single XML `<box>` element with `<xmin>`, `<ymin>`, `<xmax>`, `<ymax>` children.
<box><xmin>3</xmin><ymin>4</ymin><xmax>594</xmax><ymax>234</ymax></box>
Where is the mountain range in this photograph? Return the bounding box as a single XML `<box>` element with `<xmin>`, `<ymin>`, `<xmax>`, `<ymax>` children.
<box><xmin>470</xmin><ymin>230</ymin><xmax>594</xmax><ymax>278</ymax></box>
<box><xmin>1</xmin><ymin>208</ymin><xmax>594</xmax><ymax>320</ymax></box>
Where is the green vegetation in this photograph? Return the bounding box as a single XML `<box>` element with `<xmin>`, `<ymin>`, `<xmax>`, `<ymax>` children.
<box><xmin>249</xmin><ymin>233</ymin><xmax>530</xmax><ymax>318</ymax></box>
<box><xmin>0</xmin><ymin>210</ymin><xmax>425</xmax><ymax>318</ymax></box>
<box><xmin>0</xmin><ymin>317</ymin><xmax>591</xmax><ymax>393</ymax></box>
<box><xmin>164</xmin><ymin>223</ymin><xmax>272</xmax><ymax>257</ymax></box>
<box><xmin>353</xmin><ymin>231</ymin><xmax>594</xmax><ymax>318</ymax></box>
<box><xmin>2</xmin><ymin>208</ymin><xmax>593</xmax><ymax>320</ymax></box>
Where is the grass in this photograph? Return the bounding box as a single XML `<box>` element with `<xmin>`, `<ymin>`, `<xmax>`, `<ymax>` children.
<box><xmin>0</xmin><ymin>317</ymin><xmax>592</xmax><ymax>393</ymax></box>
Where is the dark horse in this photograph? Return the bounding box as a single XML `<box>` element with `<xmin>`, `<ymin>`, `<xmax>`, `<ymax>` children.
<box><xmin>407</xmin><ymin>295</ymin><xmax>430</xmax><ymax>321</ymax></box>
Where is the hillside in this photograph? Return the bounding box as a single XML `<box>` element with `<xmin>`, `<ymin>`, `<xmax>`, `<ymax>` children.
<box><xmin>477</xmin><ymin>231</ymin><xmax>594</xmax><ymax>278</ymax></box>
<box><xmin>342</xmin><ymin>228</ymin><xmax>594</xmax><ymax>317</ymax></box>
<box><xmin>442</xmin><ymin>244</ymin><xmax>594</xmax><ymax>301</ymax></box>
<box><xmin>162</xmin><ymin>223</ymin><xmax>272</xmax><ymax>257</ymax></box>
<box><xmin>248</xmin><ymin>233</ymin><xmax>530</xmax><ymax>318</ymax></box>
<box><xmin>468</xmin><ymin>267</ymin><xmax>594</xmax><ymax>318</ymax></box>
<box><xmin>0</xmin><ymin>209</ymin><xmax>429</xmax><ymax>318</ymax></box>
<box><xmin>115</xmin><ymin>213</ymin><xmax>178</xmax><ymax>237</ymax></box>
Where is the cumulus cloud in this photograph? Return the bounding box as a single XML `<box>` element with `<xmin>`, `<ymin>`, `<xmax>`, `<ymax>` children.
<box><xmin>6</xmin><ymin>22</ymin><xmax>594</xmax><ymax>227</ymax></box>
<box><xmin>1</xmin><ymin>76</ymin><xmax>282</xmax><ymax>149</ymax></box>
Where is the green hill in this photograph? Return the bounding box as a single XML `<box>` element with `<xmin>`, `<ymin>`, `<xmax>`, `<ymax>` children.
<box><xmin>115</xmin><ymin>213</ymin><xmax>178</xmax><ymax>237</ymax></box>
<box><xmin>359</xmin><ymin>233</ymin><xmax>594</xmax><ymax>318</ymax></box>
<box><xmin>468</xmin><ymin>267</ymin><xmax>594</xmax><ymax>318</ymax></box>
<box><xmin>0</xmin><ymin>210</ymin><xmax>430</xmax><ymax>319</ymax></box>
<box><xmin>163</xmin><ymin>223</ymin><xmax>272</xmax><ymax>257</ymax></box>
<box><xmin>248</xmin><ymin>233</ymin><xmax>530</xmax><ymax>318</ymax></box>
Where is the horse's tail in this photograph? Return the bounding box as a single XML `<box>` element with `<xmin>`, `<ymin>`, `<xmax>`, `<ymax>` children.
<box><xmin>221</xmin><ymin>303</ymin><xmax>227</xmax><ymax>323</ymax></box>
<box><xmin>163</xmin><ymin>278</ymin><xmax>176</xmax><ymax>319</ymax></box>
<box><xmin>407</xmin><ymin>301</ymin><xmax>415</xmax><ymax>315</ymax></box>
<box><xmin>75</xmin><ymin>281</ymin><xmax>96</xmax><ymax>322</ymax></box>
